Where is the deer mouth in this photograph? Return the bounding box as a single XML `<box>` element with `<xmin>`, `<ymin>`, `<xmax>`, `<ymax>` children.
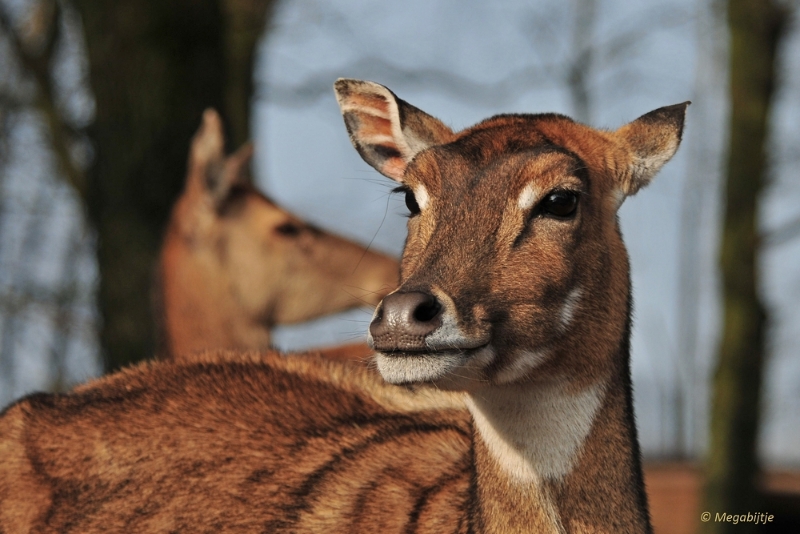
<box><xmin>375</xmin><ymin>339</ymin><xmax>490</xmax><ymax>358</ymax></box>
<box><xmin>368</xmin><ymin>290</ymin><xmax>493</xmax><ymax>384</ymax></box>
<box><xmin>374</xmin><ymin>343</ymin><xmax>495</xmax><ymax>386</ymax></box>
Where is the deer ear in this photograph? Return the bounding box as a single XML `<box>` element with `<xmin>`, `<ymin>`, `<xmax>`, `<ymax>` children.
<box><xmin>334</xmin><ymin>79</ymin><xmax>454</xmax><ymax>182</ymax></box>
<box><xmin>189</xmin><ymin>109</ymin><xmax>253</xmax><ymax>206</ymax></box>
<box><xmin>615</xmin><ymin>102</ymin><xmax>689</xmax><ymax>197</ymax></box>
<box><xmin>190</xmin><ymin>108</ymin><xmax>226</xmax><ymax>172</ymax></box>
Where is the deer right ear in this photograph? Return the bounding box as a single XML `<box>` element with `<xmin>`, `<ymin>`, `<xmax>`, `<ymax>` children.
<box><xmin>615</xmin><ymin>102</ymin><xmax>690</xmax><ymax>197</ymax></box>
<box><xmin>189</xmin><ymin>109</ymin><xmax>253</xmax><ymax>206</ymax></box>
<box><xmin>334</xmin><ymin>79</ymin><xmax>454</xmax><ymax>182</ymax></box>
<box><xmin>190</xmin><ymin>109</ymin><xmax>226</xmax><ymax>173</ymax></box>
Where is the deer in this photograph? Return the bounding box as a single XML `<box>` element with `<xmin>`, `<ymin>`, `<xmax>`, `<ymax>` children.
<box><xmin>0</xmin><ymin>80</ymin><xmax>687</xmax><ymax>533</ymax></box>
<box><xmin>156</xmin><ymin>109</ymin><xmax>398</xmax><ymax>361</ymax></box>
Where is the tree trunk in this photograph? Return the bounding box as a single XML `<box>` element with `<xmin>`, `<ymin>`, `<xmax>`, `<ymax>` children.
<box><xmin>73</xmin><ymin>0</ymin><xmax>275</xmax><ymax>371</ymax></box>
<box><xmin>702</xmin><ymin>0</ymin><xmax>786</xmax><ymax>532</ymax></box>
<box><xmin>222</xmin><ymin>0</ymin><xmax>277</xmax><ymax>148</ymax></box>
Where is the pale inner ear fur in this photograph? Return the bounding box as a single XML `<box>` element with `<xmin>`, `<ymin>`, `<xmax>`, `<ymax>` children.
<box><xmin>334</xmin><ymin>79</ymin><xmax>454</xmax><ymax>181</ymax></box>
<box><xmin>615</xmin><ymin>101</ymin><xmax>689</xmax><ymax>197</ymax></box>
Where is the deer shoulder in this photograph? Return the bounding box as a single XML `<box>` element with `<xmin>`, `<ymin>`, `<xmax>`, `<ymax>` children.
<box><xmin>0</xmin><ymin>350</ymin><xmax>467</xmax><ymax>532</ymax></box>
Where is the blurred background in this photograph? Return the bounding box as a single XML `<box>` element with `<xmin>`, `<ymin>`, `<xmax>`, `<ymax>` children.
<box><xmin>0</xmin><ymin>0</ymin><xmax>797</xmax><ymax>532</ymax></box>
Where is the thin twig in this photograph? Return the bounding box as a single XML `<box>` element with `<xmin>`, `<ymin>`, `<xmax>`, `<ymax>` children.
<box><xmin>0</xmin><ymin>1</ymin><xmax>86</xmax><ymax>198</ymax></box>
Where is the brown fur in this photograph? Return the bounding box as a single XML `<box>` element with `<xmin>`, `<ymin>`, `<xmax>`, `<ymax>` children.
<box><xmin>0</xmin><ymin>352</ymin><xmax>469</xmax><ymax>532</ymax></box>
<box><xmin>157</xmin><ymin>110</ymin><xmax>398</xmax><ymax>360</ymax></box>
<box><xmin>0</xmin><ymin>85</ymin><xmax>687</xmax><ymax>532</ymax></box>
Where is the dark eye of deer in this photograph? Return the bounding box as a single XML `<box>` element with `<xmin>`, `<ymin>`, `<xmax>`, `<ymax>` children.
<box><xmin>275</xmin><ymin>222</ymin><xmax>302</xmax><ymax>236</ymax></box>
<box><xmin>405</xmin><ymin>189</ymin><xmax>421</xmax><ymax>216</ymax></box>
<box><xmin>542</xmin><ymin>191</ymin><xmax>578</xmax><ymax>218</ymax></box>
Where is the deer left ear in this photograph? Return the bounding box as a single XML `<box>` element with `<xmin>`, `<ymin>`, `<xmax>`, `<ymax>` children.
<box><xmin>615</xmin><ymin>102</ymin><xmax>690</xmax><ymax>197</ymax></box>
<box><xmin>334</xmin><ymin>79</ymin><xmax>454</xmax><ymax>182</ymax></box>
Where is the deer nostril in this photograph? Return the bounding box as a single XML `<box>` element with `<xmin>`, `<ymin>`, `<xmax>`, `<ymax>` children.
<box><xmin>413</xmin><ymin>298</ymin><xmax>441</xmax><ymax>323</ymax></box>
<box><xmin>370</xmin><ymin>291</ymin><xmax>443</xmax><ymax>351</ymax></box>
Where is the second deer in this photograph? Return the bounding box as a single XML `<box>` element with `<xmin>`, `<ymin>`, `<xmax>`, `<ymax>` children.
<box><xmin>157</xmin><ymin>110</ymin><xmax>399</xmax><ymax>360</ymax></box>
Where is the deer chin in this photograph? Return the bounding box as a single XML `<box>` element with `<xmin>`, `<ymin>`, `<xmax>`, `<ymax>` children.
<box><xmin>375</xmin><ymin>344</ymin><xmax>495</xmax><ymax>388</ymax></box>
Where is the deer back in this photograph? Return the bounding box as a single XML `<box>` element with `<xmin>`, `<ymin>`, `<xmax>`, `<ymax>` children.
<box><xmin>0</xmin><ymin>351</ymin><xmax>469</xmax><ymax>532</ymax></box>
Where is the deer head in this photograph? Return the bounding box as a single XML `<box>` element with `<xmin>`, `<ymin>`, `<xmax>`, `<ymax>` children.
<box><xmin>335</xmin><ymin>79</ymin><xmax>686</xmax><ymax>391</ymax></box>
<box><xmin>157</xmin><ymin>109</ymin><xmax>399</xmax><ymax>358</ymax></box>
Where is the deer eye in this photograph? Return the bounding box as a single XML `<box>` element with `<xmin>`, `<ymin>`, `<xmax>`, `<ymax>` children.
<box><xmin>275</xmin><ymin>221</ymin><xmax>302</xmax><ymax>236</ymax></box>
<box><xmin>541</xmin><ymin>191</ymin><xmax>578</xmax><ymax>218</ymax></box>
<box><xmin>404</xmin><ymin>189</ymin><xmax>421</xmax><ymax>216</ymax></box>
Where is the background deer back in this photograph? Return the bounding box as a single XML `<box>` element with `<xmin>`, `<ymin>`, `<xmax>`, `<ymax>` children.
<box><xmin>156</xmin><ymin>110</ymin><xmax>399</xmax><ymax>359</ymax></box>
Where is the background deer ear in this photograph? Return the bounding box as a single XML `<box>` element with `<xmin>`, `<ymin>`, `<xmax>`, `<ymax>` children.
<box><xmin>189</xmin><ymin>109</ymin><xmax>253</xmax><ymax>206</ymax></box>
<box><xmin>334</xmin><ymin>79</ymin><xmax>454</xmax><ymax>182</ymax></box>
<box><xmin>615</xmin><ymin>102</ymin><xmax>690</xmax><ymax>197</ymax></box>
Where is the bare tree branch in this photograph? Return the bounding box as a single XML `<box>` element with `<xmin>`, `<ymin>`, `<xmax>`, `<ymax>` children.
<box><xmin>765</xmin><ymin>214</ymin><xmax>800</xmax><ymax>246</ymax></box>
<box><xmin>261</xmin><ymin>56</ymin><xmax>559</xmax><ymax>107</ymax></box>
<box><xmin>262</xmin><ymin>4</ymin><xmax>693</xmax><ymax>111</ymax></box>
<box><xmin>48</xmin><ymin>224</ymin><xmax>94</xmax><ymax>391</ymax></box>
<box><xmin>0</xmin><ymin>171</ymin><xmax>52</xmax><ymax>388</ymax></box>
<box><xmin>0</xmin><ymin>0</ymin><xmax>86</xmax><ymax>198</ymax></box>
<box><xmin>593</xmin><ymin>7</ymin><xmax>695</xmax><ymax>67</ymax></box>
<box><xmin>568</xmin><ymin>0</ymin><xmax>598</xmax><ymax>123</ymax></box>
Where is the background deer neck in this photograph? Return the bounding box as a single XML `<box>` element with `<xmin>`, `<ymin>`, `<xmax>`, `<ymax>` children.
<box><xmin>157</xmin><ymin>229</ymin><xmax>272</xmax><ymax>359</ymax></box>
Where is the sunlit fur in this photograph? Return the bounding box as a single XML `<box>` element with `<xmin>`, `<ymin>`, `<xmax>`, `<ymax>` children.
<box><xmin>157</xmin><ymin>110</ymin><xmax>398</xmax><ymax>360</ymax></box>
<box><xmin>0</xmin><ymin>84</ymin><xmax>687</xmax><ymax>533</ymax></box>
<box><xmin>0</xmin><ymin>352</ymin><xmax>469</xmax><ymax>532</ymax></box>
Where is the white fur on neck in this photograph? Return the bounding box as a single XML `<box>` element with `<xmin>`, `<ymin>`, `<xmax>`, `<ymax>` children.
<box><xmin>466</xmin><ymin>379</ymin><xmax>606</xmax><ymax>484</ymax></box>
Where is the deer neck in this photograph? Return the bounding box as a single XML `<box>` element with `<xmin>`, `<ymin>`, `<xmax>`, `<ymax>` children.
<box><xmin>465</xmin><ymin>337</ymin><xmax>650</xmax><ymax>533</ymax></box>
<box><xmin>157</xmin><ymin>236</ymin><xmax>272</xmax><ymax>359</ymax></box>
<box><xmin>163</xmin><ymin>291</ymin><xmax>270</xmax><ymax>359</ymax></box>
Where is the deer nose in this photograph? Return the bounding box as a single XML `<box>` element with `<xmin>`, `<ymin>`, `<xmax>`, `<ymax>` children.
<box><xmin>370</xmin><ymin>291</ymin><xmax>443</xmax><ymax>351</ymax></box>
